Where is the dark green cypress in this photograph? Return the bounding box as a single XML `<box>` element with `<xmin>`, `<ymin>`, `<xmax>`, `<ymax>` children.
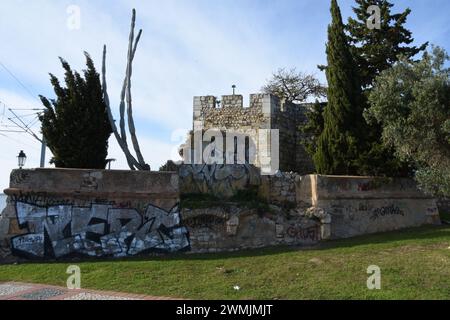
<box><xmin>301</xmin><ymin>100</ymin><xmax>326</xmax><ymax>159</ymax></box>
<box><xmin>39</xmin><ymin>52</ymin><xmax>112</xmax><ymax>169</ymax></box>
<box><xmin>313</xmin><ymin>0</ymin><xmax>366</xmax><ymax>175</ymax></box>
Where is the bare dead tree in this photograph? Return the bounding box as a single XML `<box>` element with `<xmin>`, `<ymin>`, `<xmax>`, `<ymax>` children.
<box><xmin>262</xmin><ymin>68</ymin><xmax>327</xmax><ymax>104</ymax></box>
<box><xmin>101</xmin><ymin>9</ymin><xmax>150</xmax><ymax>170</ymax></box>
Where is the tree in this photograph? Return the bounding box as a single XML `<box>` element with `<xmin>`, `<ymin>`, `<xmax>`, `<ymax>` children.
<box><xmin>39</xmin><ymin>53</ymin><xmax>112</xmax><ymax>169</ymax></box>
<box><xmin>313</xmin><ymin>0</ymin><xmax>366</xmax><ymax>175</ymax></box>
<box><xmin>366</xmin><ymin>47</ymin><xmax>450</xmax><ymax>197</ymax></box>
<box><xmin>159</xmin><ymin>160</ymin><xmax>180</xmax><ymax>172</ymax></box>
<box><xmin>301</xmin><ymin>100</ymin><xmax>326</xmax><ymax>158</ymax></box>
<box><xmin>311</xmin><ymin>0</ymin><xmax>424</xmax><ymax>176</ymax></box>
<box><xmin>262</xmin><ymin>68</ymin><xmax>326</xmax><ymax>104</ymax></box>
<box><xmin>347</xmin><ymin>0</ymin><xmax>427</xmax><ymax>89</ymax></box>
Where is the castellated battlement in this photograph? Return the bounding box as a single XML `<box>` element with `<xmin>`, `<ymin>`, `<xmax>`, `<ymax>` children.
<box><xmin>193</xmin><ymin>94</ymin><xmax>280</xmax><ymax>112</ymax></box>
<box><xmin>191</xmin><ymin>92</ymin><xmax>316</xmax><ymax>174</ymax></box>
<box><xmin>193</xmin><ymin>94</ymin><xmax>280</xmax><ymax>130</ymax></box>
<box><xmin>192</xmin><ymin>94</ymin><xmax>284</xmax><ymax>129</ymax></box>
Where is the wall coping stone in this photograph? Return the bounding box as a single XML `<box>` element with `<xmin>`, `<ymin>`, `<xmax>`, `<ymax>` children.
<box><xmin>298</xmin><ymin>174</ymin><xmax>435</xmax><ymax>206</ymax></box>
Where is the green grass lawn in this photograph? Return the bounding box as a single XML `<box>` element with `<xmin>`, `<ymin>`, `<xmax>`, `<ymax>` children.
<box><xmin>1</xmin><ymin>225</ymin><xmax>450</xmax><ymax>300</ymax></box>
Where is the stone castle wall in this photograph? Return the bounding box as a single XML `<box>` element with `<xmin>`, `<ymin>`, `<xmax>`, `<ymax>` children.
<box><xmin>259</xmin><ymin>171</ymin><xmax>299</xmax><ymax>205</ymax></box>
<box><xmin>0</xmin><ymin>168</ymin><xmax>322</xmax><ymax>262</ymax></box>
<box><xmin>0</xmin><ymin>169</ymin><xmax>186</xmax><ymax>260</ymax></box>
<box><xmin>192</xmin><ymin>93</ymin><xmax>315</xmax><ymax>174</ymax></box>
<box><xmin>193</xmin><ymin>94</ymin><xmax>270</xmax><ymax>131</ymax></box>
<box><xmin>272</xmin><ymin>102</ymin><xmax>316</xmax><ymax>174</ymax></box>
<box><xmin>0</xmin><ymin>169</ymin><xmax>443</xmax><ymax>262</ymax></box>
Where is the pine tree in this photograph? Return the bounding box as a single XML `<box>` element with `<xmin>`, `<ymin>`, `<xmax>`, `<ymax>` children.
<box><xmin>346</xmin><ymin>0</ymin><xmax>424</xmax><ymax>176</ymax></box>
<box><xmin>39</xmin><ymin>53</ymin><xmax>112</xmax><ymax>169</ymax></box>
<box><xmin>347</xmin><ymin>0</ymin><xmax>427</xmax><ymax>89</ymax></box>
<box><xmin>313</xmin><ymin>0</ymin><xmax>366</xmax><ymax>175</ymax></box>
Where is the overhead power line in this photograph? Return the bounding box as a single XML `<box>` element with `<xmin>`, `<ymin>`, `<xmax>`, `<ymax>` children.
<box><xmin>0</xmin><ymin>61</ymin><xmax>40</xmax><ymax>103</ymax></box>
<box><xmin>0</xmin><ymin>61</ymin><xmax>47</xmax><ymax>167</ymax></box>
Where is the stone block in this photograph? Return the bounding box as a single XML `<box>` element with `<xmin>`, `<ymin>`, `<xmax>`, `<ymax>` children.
<box><xmin>275</xmin><ymin>224</ymin><xmax>284</xmax><ymax>238</ymax></box>
<box><xmin>321</xmin><ymin>224</ymin><xmax>331</xmax><ymax>240</ymax></box>
<box><xmin>225</xmin><ymin>216</ymin><xmax>240</xmax><ymax>236</ymax></box>
<box><xmin>8</xmin><ymin>218</ymin><xmax>22</xmax><ymax>236</ymax></box>
<box><xmin>0</xmin><ymin>216</ymin><xmax>10</xmax><ymax>240</ymax></box>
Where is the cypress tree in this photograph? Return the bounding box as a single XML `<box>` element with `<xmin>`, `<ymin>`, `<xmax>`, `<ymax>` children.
<box><xmin>301</xmin><ymin>100</ymin><xmax>326</xmax><ymax>159</ymax></box>
<box><xmin>313</xmin><ymin>0</ymin><xmax>366</xmax><ymax>175</ymax></box>
<box><xmin>39</xmin><ymin>53</ymin><xmax>112</xmax><ymax>169</ymax></box>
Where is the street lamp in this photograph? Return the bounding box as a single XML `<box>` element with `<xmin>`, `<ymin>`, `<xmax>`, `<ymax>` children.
<box><xmin>106</xmin><ymin>158</ymin><xmax>116</xmax><ymax>170</ymax></box>
<box><xmin>17</xmin><ymin>150</ymin><xmax>27</xmax><ymax>169</ymax></box>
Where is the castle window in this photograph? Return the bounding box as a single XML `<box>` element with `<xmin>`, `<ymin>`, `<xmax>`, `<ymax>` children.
<box><xmin>211</xmin><ymin>136</ymin><xmax>216</xmax><ymax>158</ymax></box>
<box><xmin>234</xmin><ymin>137</ymin><xmax>238</xmax><ymax>164</ymax></box>
<box><xmin>245</xmin><ymin>136</ymin><xmax>250</xmax><ymax>164</ymax></box>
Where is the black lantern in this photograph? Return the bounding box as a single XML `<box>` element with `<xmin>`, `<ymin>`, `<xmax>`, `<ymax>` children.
<box><xmin>17</xmin><ymin>150</ymin><xmax>26</xmax><ymax>169</ymax></box>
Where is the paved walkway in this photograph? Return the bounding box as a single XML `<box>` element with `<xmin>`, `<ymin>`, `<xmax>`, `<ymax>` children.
<box><xmin>0</xmin><ymin>282</ymin><xmax>180</xmax><ymax>300</ymax></box>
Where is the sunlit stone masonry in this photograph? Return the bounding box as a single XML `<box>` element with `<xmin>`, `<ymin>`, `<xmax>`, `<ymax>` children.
<box><xmin>0</xmin><ymin>166</ymin><xmax>441</xmax><ymax>262</ymax></box>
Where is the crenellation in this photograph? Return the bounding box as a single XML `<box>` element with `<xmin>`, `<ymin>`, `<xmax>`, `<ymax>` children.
<box><xmin>250</xmin><ymin>93</ymin><xmax>265</xmax><ymax>108</ymax></box>
<box><xmin>191</xmin><ymin>92</ymin><xmax>315</xmax><ymax>174</ymax></box>
<box><xmin>222</xmin><ymin>95</ymin><xmax>243</xmax><ymax>108</ymax></box>
<box><xmin>199</xmin><ymin>95</ymin><xmax>217</xmax><ymax>108</ymax></box>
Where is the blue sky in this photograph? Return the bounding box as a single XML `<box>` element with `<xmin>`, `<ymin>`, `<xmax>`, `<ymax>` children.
<box><xmin>0</xmin><ymin>0</ymin><xmax>449</xmax><ymax>188</ymax></box>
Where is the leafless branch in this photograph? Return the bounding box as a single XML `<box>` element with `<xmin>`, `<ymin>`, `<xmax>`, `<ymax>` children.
<box><xmin>262</xmin><ymin>68</ymin><xmax>327</xmax><ymax>104</ymax></box>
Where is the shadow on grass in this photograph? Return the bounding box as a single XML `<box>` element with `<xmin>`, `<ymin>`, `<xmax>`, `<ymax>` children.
<box><xmin>10</xmin><ymin>225</ymin><xmax>450</xmax><ymax>266</ymax></box>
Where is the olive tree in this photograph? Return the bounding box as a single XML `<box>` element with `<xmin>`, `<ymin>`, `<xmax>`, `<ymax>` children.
<box><xmin>262</xmin><ymin>68</ymin><xmax>326</xmax><ymax>104</ymax></box>
<box><xmin>366</xmin><ymin>47</ymin><xmax>450</xmax><ymax>196</ymax></box>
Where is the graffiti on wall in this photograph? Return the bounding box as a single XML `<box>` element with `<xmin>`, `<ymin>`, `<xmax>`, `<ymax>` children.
<box><xmin>184</xmin><ymin>215</ymin><xmax>227</xmax><ymax>231</ymax></box>
<box><xmin>11</xmin><ymin>201</ymin><xmax>190</xmax><ymax>259</ymax></box>
<box><xmin>10</xmin><ymin>170</ymin><xmax>30</xmax><ymax>185</ymax></box>
<box><xmin>286</xmin><ymin>225</ymin><xmax>320</xmax><ymax>241</ymax></box>
<box><xmin>370</xmin><ymin>205</ymin><xmax>405</xmax><ymax>221</ymax></box>
<box><xmin>179</xmin><ymin>163</ymin><xmax>260</xmax><ymax>198</ymax></box>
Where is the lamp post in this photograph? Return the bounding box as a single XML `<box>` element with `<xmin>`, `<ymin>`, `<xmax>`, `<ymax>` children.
<box><xmin>17</xmin><ymin>150</ymin><xmax>27</xmax><ymax>169</ymax></box>
<box><xmin>106</xmin><ymin>158</ymin><xmax>116</xmax><ymax>170</ymax></box>
<box><xmin>232</xmin><ymin>85</ymin><xmax>236</xmax><ymax>95</ymax></box>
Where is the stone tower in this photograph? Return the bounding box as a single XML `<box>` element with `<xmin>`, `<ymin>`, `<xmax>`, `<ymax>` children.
<box><xmin>190</xmin><ymin>93</ymin><xmax>315</xmax><ymax>174</ymax></box>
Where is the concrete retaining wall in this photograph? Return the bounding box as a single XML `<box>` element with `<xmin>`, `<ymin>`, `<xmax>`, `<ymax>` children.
<box><xmin>298</xmin><ymin>175</ymin><xmax>441</xmax><ymax>239</ymax></box>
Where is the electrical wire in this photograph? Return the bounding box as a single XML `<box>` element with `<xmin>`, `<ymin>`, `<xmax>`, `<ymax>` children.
<box><xmin>0</xmin><ymin>61</ymin><xmax>40</xmax><ymax>104</ymax></box>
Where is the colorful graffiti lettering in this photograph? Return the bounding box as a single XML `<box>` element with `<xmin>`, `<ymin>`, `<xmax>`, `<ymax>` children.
<box><xmin>10</xmin><ymin>201</ymin><xmax>190</xmax><ymax>259</ymax></box>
